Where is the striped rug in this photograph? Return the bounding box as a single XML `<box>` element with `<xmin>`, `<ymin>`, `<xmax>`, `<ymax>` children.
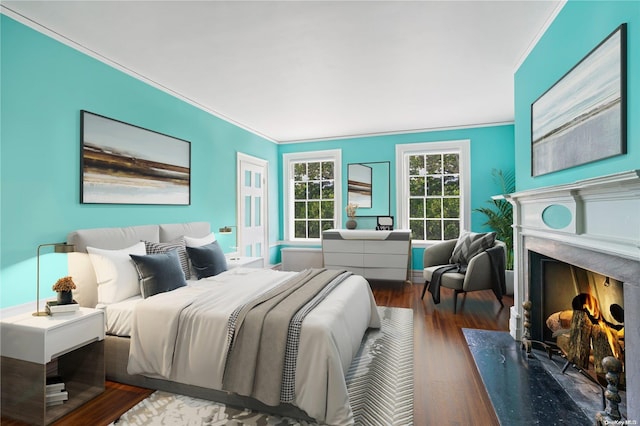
<box><xmin>112</xmin><ymin>306</ymin><xmax>413</xmax><ymax>426</ymax></box>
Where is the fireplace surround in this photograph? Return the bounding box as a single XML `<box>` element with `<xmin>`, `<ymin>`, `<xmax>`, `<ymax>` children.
<box><xmin>506</xmin><ymin>170</ymin><xmax>640</xmax><ymax>421</ymax></box>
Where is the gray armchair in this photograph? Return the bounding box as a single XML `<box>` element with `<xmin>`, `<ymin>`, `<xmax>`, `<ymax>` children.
<box><xmin>421</xmin><ymin>239</ymin><xmax>506</xmax><ymax>313</ymax></box>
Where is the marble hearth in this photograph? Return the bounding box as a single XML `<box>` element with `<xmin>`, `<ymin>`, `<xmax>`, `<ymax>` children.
<box><xmin>506</xmin><ymin>170</ymin><xmax>640</xmax><ymax>421</ymax></box>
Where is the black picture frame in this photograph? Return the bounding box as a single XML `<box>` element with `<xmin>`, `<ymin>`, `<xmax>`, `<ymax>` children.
<box><xmin>531</xmin><ymin>24</ymin><xmax>626</xmax><ymax>176</ymax></box>
<box><xmin>81</xmin><ymin>111</ymin><xmax>191</xmax><ymax>205</ymax></box>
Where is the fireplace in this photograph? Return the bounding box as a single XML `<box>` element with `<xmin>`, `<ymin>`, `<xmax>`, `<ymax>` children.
<box><xmin>506</xmin><ymin>170</ymin><xmax>640</xmax><ymax>422</ymax></box>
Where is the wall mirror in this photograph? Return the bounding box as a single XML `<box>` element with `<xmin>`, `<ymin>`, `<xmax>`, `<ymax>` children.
<box><xmin>347</xmin><ymin>161</ymin><xmax>390</xmax><ymax>216</ymax></box>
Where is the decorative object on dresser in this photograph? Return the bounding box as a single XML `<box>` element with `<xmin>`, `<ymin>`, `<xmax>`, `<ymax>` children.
<box><xmin>322</xmin><ymin>229</ymin><xmax>412</xmax><ymax>283</ymax></box>
<box><xmin>376</xmin><ymin>215</ymin><xmax>394</xmax><ymax>231</ymax></box>
<box><xmin>34</xmin><ymin>242</ymin><xmax>75</xmax><ymax>316</ymax></box>
<box><xmin>0</xmin><ymin>308</ymin><xmax>105</xmax><ymax>425</ymax></box>
<box><xmin>345</xmin><ymin>203</ymin><xmax>359</xmax><ymax>229</ymax></box>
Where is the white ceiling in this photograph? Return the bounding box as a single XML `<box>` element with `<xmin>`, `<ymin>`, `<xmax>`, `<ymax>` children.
<box><xmin>2</xmin><ymin>0</ymin><xmax>563</xmax><ymax>143</ymax></box>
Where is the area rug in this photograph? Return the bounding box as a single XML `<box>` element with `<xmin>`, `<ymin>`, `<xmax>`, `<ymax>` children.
<box><xmin>111</xmin><ymin>306</ymin><xmax>413</xmax><ymax>425</ymax></box>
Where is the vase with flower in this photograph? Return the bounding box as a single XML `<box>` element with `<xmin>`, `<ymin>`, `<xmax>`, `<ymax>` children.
<box><xmin>52</xmin><ymin>276</ymin><xmax>76</xmax><ymax>305</ymax></box>
<box><xmin>345</xmin><ymin>203</ymin><xmax>359</xmax><ymax>229</ymax></box>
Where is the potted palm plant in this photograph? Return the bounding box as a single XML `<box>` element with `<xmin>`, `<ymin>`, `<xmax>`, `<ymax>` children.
<box><xmin>474</xmin><ymin>169</ymin><xmax>515</xmax><ymax>294</ymax></box>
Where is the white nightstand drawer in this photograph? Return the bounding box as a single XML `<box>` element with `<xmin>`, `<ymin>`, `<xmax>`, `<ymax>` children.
<box><xmin>1</xmin><ymin>308</ymin><xmax>104</xmax><ymax>364</ymax></box>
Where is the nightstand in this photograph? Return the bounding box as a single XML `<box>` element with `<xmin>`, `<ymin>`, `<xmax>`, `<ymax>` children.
<box><xmin>226</xmin><ymin>256</ymin><xmax>264</xmax><ymax>269</ymax></box>
<box><xmin>1</xmin><ymin>307</ymin><xmax>105</xmax><ymax>425</ymax></box>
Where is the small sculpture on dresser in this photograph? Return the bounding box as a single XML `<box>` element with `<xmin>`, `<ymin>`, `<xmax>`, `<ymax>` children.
<box><xmin>345</xmin><ymin>203</ymin><xmax>358</xmax><ymax>229</ymax></box>
<box><xmin>52</xmin><ymin>276</ymin><xmax>76</xmax><ymax>305</ymax></box>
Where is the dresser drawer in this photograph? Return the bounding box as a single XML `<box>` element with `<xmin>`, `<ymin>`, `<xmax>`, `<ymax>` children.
<box><xmin>364</xmin><ymin>240</ymin><xmax>409</xmax><ymax>255</ymax></box>
<box><xmin>322</xmin><ymin>240</ymin><xmax>364</xmax><ymax>253</ymax></box>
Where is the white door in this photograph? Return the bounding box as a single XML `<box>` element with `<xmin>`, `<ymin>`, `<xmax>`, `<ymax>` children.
<box><xmin>237</xmin><ymin>153</ymin><xmax>268</xmax><ymax>263</ymax></box>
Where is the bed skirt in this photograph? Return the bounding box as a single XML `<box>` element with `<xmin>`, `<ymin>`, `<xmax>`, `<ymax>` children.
<box><xmin>105</xmin><ymin>335</ymin><xmax>314</xmax><ymax>421</ymax></box>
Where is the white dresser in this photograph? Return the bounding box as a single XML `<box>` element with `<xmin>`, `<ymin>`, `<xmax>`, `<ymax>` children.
<box><xmin>322</xmin><ymin>229</ymin><xmax>411</xmax><ymax>282</ymax></box>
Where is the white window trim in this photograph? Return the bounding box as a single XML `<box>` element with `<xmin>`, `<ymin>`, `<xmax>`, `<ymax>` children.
<box><xmin>395</xmin><ymin>140</ymin><xmax>471</xmax><ymax>242</ymax></box>
<box><xmin>282</xmin><ymin>149</ymin><xmax>342</xmax><ymax>242</ymax></box>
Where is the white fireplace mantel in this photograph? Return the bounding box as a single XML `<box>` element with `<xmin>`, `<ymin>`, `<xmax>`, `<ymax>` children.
<box><xmin>505</xmin><ymin>170</ymin><xmax>640</xmax><ymax>421</ymax></box>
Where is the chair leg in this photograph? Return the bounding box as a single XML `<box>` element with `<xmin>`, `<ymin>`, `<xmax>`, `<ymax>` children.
<box><xmin>452</xmin><ymin>289</ymin><xmax>461</xmax><ymax>314</ymax></box>
<box><xmin>421</xmin><ymin>281</ymin><xmax>430</xmax><ymax>299</ymax></box>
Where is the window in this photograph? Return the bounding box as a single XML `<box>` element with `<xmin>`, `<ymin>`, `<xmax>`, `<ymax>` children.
<box><xmin>396</xmin><ymin>141</ymin><xmax>470</xmax><ymax>242</ymax></box>
<box><xmin>283</xmin><ymin>150</ymin><xmax>342</xmax><ymax>241</ymax></box>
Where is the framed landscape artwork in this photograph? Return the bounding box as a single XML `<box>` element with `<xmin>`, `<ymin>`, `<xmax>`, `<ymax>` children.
<box><xmin>81</xmin><ymin>111</ymin><xmax>191</xmax><ymax>205</ymax></box>
<box><xmin>531</xmin><ymin>24</ymin><xmax>626</xmax><ymax>176</ymax></box>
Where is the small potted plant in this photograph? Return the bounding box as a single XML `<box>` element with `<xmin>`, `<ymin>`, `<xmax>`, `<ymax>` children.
<box><xmin>52</xmin><ymin>276</ymin><xmax>76</xmax><ymax>305</ymax></box>
<box><xmin>345</xmin><ymin>203</ymin><xmax>359</xmax><ymax>229</ymax></box>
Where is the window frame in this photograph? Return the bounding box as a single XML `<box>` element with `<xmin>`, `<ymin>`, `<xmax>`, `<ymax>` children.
<box><xmin>395</xmin><ymin>140</ymin><xmax>470</xmax><ymax>243</ymax></box>
<box><xmin>283</xmin><ymin>149</ymin><xmax>342</xmax><ymax>242</ymax></box>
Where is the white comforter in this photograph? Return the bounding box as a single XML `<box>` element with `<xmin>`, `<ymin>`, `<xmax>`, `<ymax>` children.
<box><xmin>127</xmin><ymin>267</ymin><xmax>380</xmax><ymax>425</ymax></box>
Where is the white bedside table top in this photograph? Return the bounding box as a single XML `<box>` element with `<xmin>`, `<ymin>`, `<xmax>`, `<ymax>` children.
<box><xmin>1</xmin><ymin>307</ymin><xmax>104</xmax><ymax>364</ymax></box>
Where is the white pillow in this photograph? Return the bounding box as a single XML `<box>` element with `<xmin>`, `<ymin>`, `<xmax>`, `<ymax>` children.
<box><xmin>184</xmin><ymin>232</ymin><xmax>216</xmax><ymax>247</ymax></box>
<box><xmin>87</xmin><ymin>242</ymin><xmax>146</xmax><ymax>304</ymax></box>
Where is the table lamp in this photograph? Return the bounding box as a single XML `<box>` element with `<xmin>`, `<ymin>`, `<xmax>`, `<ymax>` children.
<box><xmin>33</xmin><ymin>242</ymin><xmax>75</xmax><ymax>316</ymax></box>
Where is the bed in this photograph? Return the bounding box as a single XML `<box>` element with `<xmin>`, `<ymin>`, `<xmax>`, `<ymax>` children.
<box><xmin>67</xmin><ymin>222</ymin><xmax>380</xmax><ymax>425</ymax></box>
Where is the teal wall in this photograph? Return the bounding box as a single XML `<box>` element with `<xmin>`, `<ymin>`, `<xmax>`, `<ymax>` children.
<box><xmin>278</xmin><ymin>124</ymin><xmax>516</xmax><ymax>269</ymax></box>
<box><xmin>515</xmin><ymin>0</ymin><xmax>640</xmax><ymax>190</ymax></box>
<box><xmin>0</xmin><ymin>15</ymin><xmax>279</xmax><ymax>308</ymax></box>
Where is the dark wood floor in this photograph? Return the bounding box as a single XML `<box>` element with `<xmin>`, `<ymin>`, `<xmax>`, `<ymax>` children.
<box><xmin>2</xmin><ymin>281</ymin><xmax>512</xmax><ymax>425</ymax></box>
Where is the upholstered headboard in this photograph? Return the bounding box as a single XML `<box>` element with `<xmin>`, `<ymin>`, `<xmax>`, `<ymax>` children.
<box><xmin>67</xmin><ymin>222</ymin><xmax>211</xmax><ymax>308</ymax></box>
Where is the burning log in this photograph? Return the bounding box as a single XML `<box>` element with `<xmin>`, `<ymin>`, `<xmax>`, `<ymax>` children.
<box><xmin>566</xmin><ymin>309</ymin><xmax>592</xmax><ymax>369</ymax></box>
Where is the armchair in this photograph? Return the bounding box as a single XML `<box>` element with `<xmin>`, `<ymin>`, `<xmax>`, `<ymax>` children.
<box><xmin>421</xmin><ymin>238</ymin><xmax>506</xmax><ymax>313</ymax></box>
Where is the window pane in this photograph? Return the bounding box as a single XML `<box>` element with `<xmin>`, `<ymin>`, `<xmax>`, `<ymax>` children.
<box><xmin>294</xmin><ymin>182</ymin><xmax>307</xmax><ymax>200</ymax></box>
<box><xmin>426</xmin><ymin>220</ymin><xmax>442</xmax><ymax>240</ymax></box>
<box><xmin>244</xmin><ymin>170</ymin><xmax>252</xmax><ymax>187</ymax></box>
<box><xmin>294</xmin><ymin>201</ymin><xmax>307</xmax><ymax>219</ymax></box>
<box><xmin>444</xmin><ymin>175</ymin><xmax>460</xmax><ymax>196</ymax></box>
<box><xmin>426</xmin><ymin>176</ymin><xmax>442</xmax><ymax>196</ymax></box>
<box><xmin>410</xmin><ymin>220</ymin><xmax>425</xmax><ymax>240</ymax></box>
<box><xmin>321</xmin><ymin>220</ymin><xmax>334</xmax><ymax>231</ymax></box>
<box><xmin>321</xmin><ymin>201</ymin><xmax>334</xmax><ymax>219</ymax></box>
<box><xmin>308</xmin><ymin>162</ymin><xmax>320</xmax><ymax>180</ymax></box>
<box><xmin>322</xmin><ymin>162</ymin><xmax>334</xmax><ymax>179</ymax></box>
<box><xmin>443</xmin><ymin>154</ymin><xmax>459</xmax><ymax>174</ymax></box>
<box><xmin>255</xmin><ymin>172</ymin><xmax>262</xmax><ymax>189</ymax></box>
<box><xmin>409</xmin><ymin>155</ymin><xmax>424</xmax><ymax>175</ymax></box>
<box><xmin>308</xmin><ymin>181</ymin><xmax>320</xmax><ymax>199</ymax></box>
<box><xmin>444</xmin><ymin>220</ymin><xmax>460</xmax><ymax>239</ymax></box>
<box><xmin>255</xmin><ymin>242</ymin><xmax>262</xmax><ymax>257</ymax></box>
<box><xmin>443</xmin><ymin>198</ymin><xmax>459</xmax><ymax>218</ymax></box>
<box><xmin>294</xmin><ymin>163</ymin><xmax>306</xmax><ymax>180</ymax></box>
<box><xmin>409</xmin><ymin>198</ymin><xmax>424</xmax><ymax>218</ymax></box>
<box><xmin>308</xmin><ymin>201</ymin><xmax>320</xmax><ymax>218</ymax></box>
<box><xmin>295</xmin><ymin>221</ymin><xmax>306</xmax><ymax>238</ymax></box>
<box><xmin>322</xmin><ymin>181</ymin><xmax>334</xmax><ymax>199</ymax></box>
<box><xmin>409</xmin><ymin>177</ymin><xmax>425</xmax><ymax>196</ymax></box>
<box><xmin>308</xmin><ymin>221</ymin><xmax>320</xmax><ymax>238</ymax></box>
<box><xmin>426</xmin><ymin>155</ymin><xmax>442</xmax><ymax>174</ymax></box>
<box><xmin>426</xmin><ymin>198</ymin><xmax>441</xmax><ymax>218</ymax></box>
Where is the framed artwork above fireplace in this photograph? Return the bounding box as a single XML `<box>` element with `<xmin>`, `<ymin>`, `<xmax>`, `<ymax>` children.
<box><xmin>531</xmin><ymin>24</ymin><xmax>627</xmax><ymax>177</ymax></box>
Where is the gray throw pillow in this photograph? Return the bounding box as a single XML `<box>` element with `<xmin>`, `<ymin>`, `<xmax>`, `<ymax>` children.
<box><xmin>144</xmin><ymin>238</ymin><xmax>190</xmax><ymax>280</ymax></box>
<box><xmin>130</xmin><ymin>250</ymin><xmax>188</xmax><ymax>298</ymax></box>
<box><xmin>450</xmin><ymin>231</ymin><xmax>496</xmax><ymax>266</ymax></box>
<box><xmin>186</xmin><ymin>241</ymin><xmax>228</xmax><ymax>279</ymax></box>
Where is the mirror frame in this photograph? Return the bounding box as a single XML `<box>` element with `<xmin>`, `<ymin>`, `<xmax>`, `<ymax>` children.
<box><xmin>347</xmin><ymin>161</ymin><xmax>390</xmax><ymax>217</ymax></box>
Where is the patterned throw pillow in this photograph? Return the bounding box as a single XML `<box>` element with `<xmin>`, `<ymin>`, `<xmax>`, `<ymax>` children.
<box><xmin>144</xmin><ymin>238</ymin><xmax>190</xmax><ymax>280</ymax></box>
<box><xmin>449</xmin><ymin>231</ymin><xmax>496</xmax><ymax>266</ymax></box>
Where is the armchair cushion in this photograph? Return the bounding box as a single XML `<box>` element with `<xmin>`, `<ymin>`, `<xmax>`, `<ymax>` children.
<box><xmin>449</xmin><ymin>231</ymin><xmax>496</xmax><ymax>269</ymax></box>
